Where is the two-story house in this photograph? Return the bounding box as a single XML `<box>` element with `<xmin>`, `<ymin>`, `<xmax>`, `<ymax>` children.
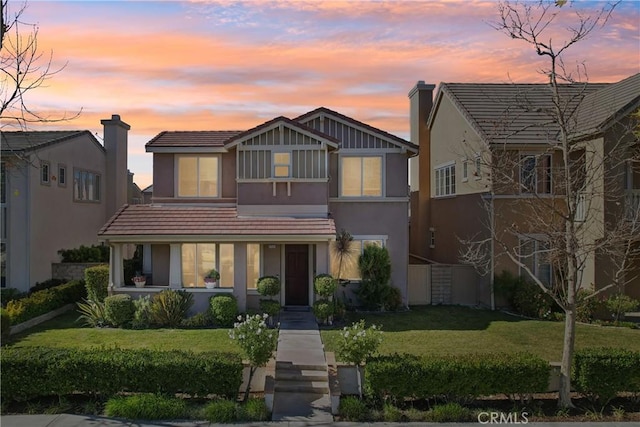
<box><xmin>409</xmin><ymin>74</ymin><xmax>640</xmax><ymax>303</ymax></box>
<box><xmin>99</xmin><ymin>108</ymin><xmax>416</xmax><ymax>312</ymax></box>
<box><xmin>1</xmin><ymin>115</ymin><xmax>132</xmax><ymax>291</ymax></box>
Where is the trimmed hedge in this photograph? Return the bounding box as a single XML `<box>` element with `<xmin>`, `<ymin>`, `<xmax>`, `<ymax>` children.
<box><xmin>1</xmin><ymin>308</ymin><xmax>10</xmax><ymax>342</ymax></box>
<box><xmin>104</xmin><ymin>294</ymin><xmax>135</xmax><ymax>328</ymax></box>
<box><xmin>85</xmin><ymin>265</ymin><xmax>109</xmax><ymax>302</ymax></box>
<box><xmin>365</xmin><ymin>352</ymin><xmax>549</xmax><ymax>401</ymax></box>
<box><xmin>573</xmin><ymin>347</ymin><xmax>640</xmax><ymax>406</ymax></box>
<box><xmin>4</xmin><ymin>280</ymin><xmax>86</xmax><ymax>324</ymax></box>
<box><xmin>314</xmin><ymin>274</ymin><xmax>337</xmax><ymax>298</ymax></box>
<box><xmin>210</xmin><ymin>294</ymin><xmax>238</xmax><ymax>327</ymax></box>
<box><xmin>1</xmin><ymin>347</ymin><xmax>243</xmax><ymax>401</ymax></box>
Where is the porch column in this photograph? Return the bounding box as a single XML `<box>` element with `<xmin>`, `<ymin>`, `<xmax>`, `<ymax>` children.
<box><xmin>315</xmin><ymin>241</ymin><xmax>329</xmax><ymax>275</ymax></box>
<box><xmin>111</xmin><ymin>243</ymin><xmax>124</xmax><ymax>287</ymax></box>
<box><xmin>234</xmin><ymin>243</ymin><xmax>247</xmax><ymax>312</ymax></box>
<box><xmin>169</xmin><ymin>243</ymin><xmax>182</xmax><ymax>289</ymax></box>
<box><xmin>142</xmin><ymin>244</ymin><xmax>152</xmax><ymax>275</ymax></box>
<box><xmin>308</xmin><ymin>244</ymin><xmax>314</xmax><ymax>306</ymax></box>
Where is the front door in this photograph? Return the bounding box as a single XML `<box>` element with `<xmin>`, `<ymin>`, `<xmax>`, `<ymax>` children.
<box><xmin>285</xmin><ymin>244</ymin><xmax>309</xmax><ymax>306</ymax></box>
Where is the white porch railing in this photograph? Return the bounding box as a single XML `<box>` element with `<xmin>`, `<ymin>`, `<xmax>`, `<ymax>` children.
<box><xmin>627</xmin><ymin>190</ymin><xmax>640</xmax><ymax>222</ymax></box>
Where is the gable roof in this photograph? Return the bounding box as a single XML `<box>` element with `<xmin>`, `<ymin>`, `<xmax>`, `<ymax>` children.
<box><xmin>430</xmin><ymin>82</ymin><xmax>608</xmax><ymax>145</ymax></box>
<box><xmin>295</xmin><ymin>107</ymin><xmax>418</xmax><ymax>153</ymax></box>
<box><xmin>146</xmin><ymin>130</ymin><xmax>242</xmax><ymax>151</ymax></box>
<box><xmin>1</xmin><ymin>130</ymin><xmax>104</xmax><ymax>153</ymax></box>
<box><xmin>223</xmin><ymin>115</ymin><xmax>340</xmax><ymax>149</ymax></box>
<box><xmin>572</xmin><ymin>73</ymin><xmax>640</xmax><ymax>139</ymax></box>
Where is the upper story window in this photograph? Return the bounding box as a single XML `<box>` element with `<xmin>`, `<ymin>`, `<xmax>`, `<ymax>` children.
<box><xmin>178</xmin><ymin>155</ymin><xmax>219</xmax><ymax>198</ymax></box>
<box><xmin>273</xmin><ymin>152</ymin><xmax>291</xmax><ymax>178</ymax></box>
<box><xmin>58</xmin><ymin>164</ymin><xmax>67</xmax><ymax>187</ymax></box>
<box><xmin>40</xmin><ymin>161</ymin><xmax>50</xmax><ymax>185</ymax></box>
<box><xmin>74</xmin><ymin>169</ymin><xmax>101</xmax><ymax>202</ymax></box>
<box><xmin>462</xmin><ymin>160</ymin><xmax>469</xmax><ymax>182</ymax></box>
<box><xmin>435</xmin><ymin>163</ymin><xmax>455</xmax><ymax>197</ymax></box>
<box><xmin>340</xmin><ymin>156</ymin><xmax>382</xmax><ymax>197</ymax></box>
<box><xmin>520</xmin><ymin>154</ymin><xmax>551</xmax><ymax>194</ymax></box>
<box><xmin>474</xmin><ymin>155</ymin><xmax>482</xmax><ymax>179</ymax></box>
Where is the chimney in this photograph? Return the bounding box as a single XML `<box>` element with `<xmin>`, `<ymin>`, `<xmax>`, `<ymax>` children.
<box><xmin>102</xmin><ymin>114</ymin><xmax>130</xmax><ymax>219</ymax></box>
<box><xmin>408</xmin><ymin>81</ymin><xmax>435</xmax><ymax>259</ymax></box>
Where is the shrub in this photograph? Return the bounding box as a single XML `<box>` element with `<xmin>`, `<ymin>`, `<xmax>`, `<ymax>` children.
<box><xmin>181</xmin><ymin>311</ymin><xmax>213</xmax><ymax>328</ymax></box>
<box><xmin>210</xmin><ymin>294</ymin><xmax>238</xmax><ymax>327</ymax></box>
<box><xmin>314</xmin><ymin>274</ymin><xmax>337</xmax><ymax>298</ymax></box>
<box><xmin>257</xmin><ymin>276</ymin><xmax>280</xmax><ymax>298</ymax></box>
<box><xmin>104</xmin><ymin>294</ymin><xmax>135</xmax><ymax>328</ymax></box>
<box><xmin>1</xmin><ymin>308</ymin><xmax>11</xmax><ymax>343</ymax></box>
<box><xmin>383</xmin><ymin>286</ymin><xmax>403</xmax><ymax>311</ymax></box>
<box><xmin>0</xmin><ymin>288</ymin><xmax>24</xmax><ymax>307</ymax></box>
<box><xmin>576</xmin><ymin>289</ymin><xmax>603</xmax><ymax>323</ymax></box>
<box><xmin>427</xmin><ymin>403</ymin><xmax>473</xmax><ymax>422</ymax></box>
<box><xmin>5</xmin><ymin>280</ymin><xmax>86</xmax><ymax>324</ymax></box>
<box><xmin>606</xmin><ymin>294</ymin><xmax>639</xmax><ymax>322</ymax></box>
<box><xmin>365</xmin><ymin>352</ymin><xmax>549</xmax><ymax>402</ymax></box>
<box><xmin>312</xmin><ymin>299</ymin><xmax>333</xmax><ymax>323</ymax></box>
<box><xmin>339</xmin><ymin>396</ymin><xmax>368</xmax><ymax>421</ymax></box>
<box><xmin>84</xmin><ymin>265</ymin><xmax>109</xmax><ymax>302</ymax></box>
<box><xmin>132</xmin><ymin>295</ymin><xmax>153</xmax><ymax>329</ymax></box>
<box><xmin>259</xmin><ymin>299</ymin><xmax>280</xmax><ymax>318</ymax></box>
<box><xmin>30</xmin><ymin>278</ymin><xmax>66</xmax><ymax>293</ymax></box>
<box><xmin>150</xmin><ymin>289</ymin><xmax>193</xmax><ymax>328</ymax></box>
<box><xmin>338</xmin><ymin>320</ymin><xmax>383</xmax><ymax>398</ymax></box>
<box><xmin>77</xmin><ymin>299</ymin><xmax>109</xmax><ymax>328</ymax></box>
<box><xmin>242</xmin><ymin>398</ymin><xmax>270</xmax><ymax>421</ymax></box>
<box><xmin>573</xmin><ymin>347</ymin><xmax>640</xmax><ymax>408</ymax></box>
<box><xmin>204</xmin><ymin>399</ymin><xmax>238</xmax><ymax>423</ymax></box>
<box><xmin>104</xmin><ymin>394</ymin><xmax>188</xmax><ymax>420</ymax></box>
<box><xmin>58</xmin><ymin>244</ymin><xmax>109</xmax><ymax>263</ymax></box>
<box><xmin>1</xmin><ymin>347</ymin><xmax>243</xmax><ymax>401</ymax></box>
<box><xmin>494</xmin><ymin>270</ymin><xmax>557</xmax><ymax>318</ymax></box>
<box><xmin>356</xmin><ymin>245</ymin><xmax>391</xmax><ymax>310</ymax></box>
<box><xmin>383</xmin><ymin>403</ymin><xmax>404</xmax><ymax>422</ymax></box>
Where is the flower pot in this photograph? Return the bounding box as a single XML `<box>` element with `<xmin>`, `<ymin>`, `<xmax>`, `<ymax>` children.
<box><xmin>134</xmin><ymin>280</ymin><xmax>146</xmax><ymax>288</ymax></box>
<box><xmin>205</xmin><ymin>279</ymin><xmax>218</xmax><ymax>289</ymax></box>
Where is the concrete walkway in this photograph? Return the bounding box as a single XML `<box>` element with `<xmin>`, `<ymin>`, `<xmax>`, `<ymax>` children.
<box><xmin>271</xmin><ymin>309</ymin><xmax>332</xmax><ymax>423</ymax></box>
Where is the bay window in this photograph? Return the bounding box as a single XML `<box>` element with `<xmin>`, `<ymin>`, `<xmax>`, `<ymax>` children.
<box><xmin>340</xmin><ymin>156</ymin><xmax>382</xmax><ymax>197</ymax></box>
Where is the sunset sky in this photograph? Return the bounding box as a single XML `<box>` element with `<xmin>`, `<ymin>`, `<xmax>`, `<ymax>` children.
<box><xmin>7</xmin><ymin>0</ymin><xmax>640</xmax><ymax>188</ymax></box>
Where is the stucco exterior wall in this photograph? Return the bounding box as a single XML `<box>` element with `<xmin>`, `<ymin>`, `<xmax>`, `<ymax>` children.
<box><xmin>237</xmin><ymin>182</ymin><xmax>328</xmax><ymax>205</ymax></box>
<box><xmin>5</xmin><ymin>162</ymin><xmax>29</xmax><ymax>290</ymax></box>
<box><xmin>151</xmin><ymin>153</ymin><xmax>174</xmax><ymax>199</ymax></box>
<box><xmin>385</xmin><ymin>153</ymin><xmax>410</xmax><ymax>197</ymax></box>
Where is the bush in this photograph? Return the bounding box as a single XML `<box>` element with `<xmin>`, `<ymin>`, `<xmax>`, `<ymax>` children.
<box><xmin>150</xmin><ymin>289</ymin><xmax>193</xmax><ymax>328</ymax></box>
<box><xmin>576</xmin><ymin>289</ymin><xmax>604</xmax><ymax>323</ymax></box>
<box><xmin>606</xmin><ymin>294</ymin><xmax>639</xmax><ymax>322</ymax></box>
<box><xmin>5</xmin><ymin>280</ymin><xmax>86</xmax><ymax>324</ymax></box>
<box><xmin>181</xmin><ymin>311</ymin><xmax>213</xmax><ymax>328</ymax></box>
<box><xmin>104</xmin><ymin>294</ymin><xmax>135</xmax><ymax>328</ymax></box>
<box><xmin>365</xmin><ymin>352</ymin><xmax>549</xmax><ymax>402</ymax></box>
<box><xmin>30</xmin><ymin>278</ymin><xmax>66</xmax><ymax>293</ymax></box>
<box><xmin>314</xmin><ymin>274</ymin><xmax>337</xmax><ymax>298</ymax></box>
<box><xmin>0</xmin><ymin>288</ymin><xmax>24</xmax><ymax>307</ymax></box>
<box><xmin>132</xmin><ymin>295</ymin><xmax>153</xmax><ymax>329</ymax></box>
<box><xmin>312</xmin><ymin>299</ymin><xmax>333</xmax><ymax>323</ymax></box>
<box><xmin>427</xmin><ymin>403</ymin><xmax>473</xmax><ymax>422</ymax></box>
<box><xmin>573</xmin><ymin>347</ymin><xmax>640</xmax><ymax>408</ymax></box>
<box><xmin>58</xmin><ymin>244</ymin><xmax>109</xmax><ymax>263</ymax></box>
<box><xmin>494</xmin><ymin>270</ymin><xmax>557</xmax><ymax>318</ymax></box>
<box><xmin>210</xmin><ymin>294</ymin><xmax>238</xmax><ymax>327</ymax></box>
<box><xmin>1</xmin><ymin>308</ymin><xmax>11</xmax><ymax>343</ymax></box>
<box><xmin>203</xmin><ymin>399</ymin><xmax>238</xmax><ymax>423</ymax></box>
<box><xmin>339</xmin><ymin>396</ymin><xmax>368</xmax><ymax>421</ymax></box>
<box><xmin>383</xmin><ymin>403</ymin><xmax>404</xmax><ymax>422</ymax></box>
<box><xmin>242</xmin><ymin>397</ymin><xmax>270</xmax><ymax>421</ymax></box>
<box><xmin>104</xmin><ymin>394</ymin><xmax>188</xmax><ymax>420</ymax></box>
<box><xmin>259</xmin><ymin>299</ymin><xmax>280</xmax><ymax>318</ymax></box>
<box><xmin>356</xmin><ymin>245</ymin><xmax>391</xmax><ymax>310</ymax></box>
<box><xmin>77</xmin><ymin>299</ymin><xmax>109</xmax><ymax>328</ymax></box>
<box><xmin>84</xmin><ymin>265</ymin><xmax>109</xmax><ymax>302</ymax></box>
<box><xmin>1</xmin><ymin>347</ymin><xmax>243</xmax><ymax>401</ymax></box>
<box><xmin>257</xmin><ymin>276</ymin><xmax>280</xmax><ymax>297</ymax></box>
<box><xmin>383</xmin><ymin>286</ymin><xmax>403</xmax><ymax>311</ymax></box>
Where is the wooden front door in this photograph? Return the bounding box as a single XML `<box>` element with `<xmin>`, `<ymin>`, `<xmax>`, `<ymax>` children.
<box><xmin>285</xmin><ymin>245</ymin><xmax>309</xmax><ymax>306</ymax></box>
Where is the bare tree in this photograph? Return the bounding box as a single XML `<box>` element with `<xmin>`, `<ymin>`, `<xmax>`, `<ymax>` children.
<box><xmin>460</xmin><ymin>0</ymin><xmax>639</xmax><ymax>408</ymax></box>
<box><xmin>1</xmin><ymin>0</ymin><xmax>79</xmax><ymax>136</ymax></box>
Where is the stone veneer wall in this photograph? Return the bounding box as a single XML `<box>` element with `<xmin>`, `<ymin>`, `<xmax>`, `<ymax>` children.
<box><xmin>52</xmin><ymin>262</ymin><xmax>106</xmax><ymax>281</ymax></box>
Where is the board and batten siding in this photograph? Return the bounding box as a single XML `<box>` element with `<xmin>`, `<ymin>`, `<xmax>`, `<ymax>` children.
<box><xmin>302</xmin><ymin>116</ymin><xmax>397</xmax><ymax>150</ymax></box>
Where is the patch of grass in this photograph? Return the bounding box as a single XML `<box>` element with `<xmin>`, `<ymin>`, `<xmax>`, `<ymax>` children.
<box><xmin>9</xmin><ymin>311</ymin><xmax>241</xmax><ymax>354</ymax></box>
<box><xmin>104</xmin><ymin>394</ymin><xmax>188</xmax><ymax>420</ymax></box>
<box><xmin>203</xmin><ymin>399</ymin><xmax>238</xmax><ymax>423</ymax></box>
<box><xmin>322</xmin><ymin>306</ymin><xmax>640</xmax><ymax>361</ymax></box>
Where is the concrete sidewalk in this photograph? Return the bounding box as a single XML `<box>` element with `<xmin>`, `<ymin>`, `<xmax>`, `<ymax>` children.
<box><xmin>3</xmin><ymin>414</ymin><xmax>640</xmax><ymax>427</ymax></box>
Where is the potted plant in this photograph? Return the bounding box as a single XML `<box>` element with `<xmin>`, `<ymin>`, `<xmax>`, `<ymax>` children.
<box><xmin>132</xmin><ymin>273</ymin><xmax>146</xmax><ymax>288</ymax></box>
<box><xmin>204</xmin><ymin>269</ymin><xmax>220</xmax><ymax>289</ymax></box>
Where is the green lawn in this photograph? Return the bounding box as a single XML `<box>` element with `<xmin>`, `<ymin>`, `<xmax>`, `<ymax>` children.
<box><xmin>8</xmin><ymin>311</ymin><xmax>241</xmax><ymax>354</ymax></box>
<box><xmin>321</xmin><ymin>306</ymin><xmax>640</xmax><ymax>361</ymax></box>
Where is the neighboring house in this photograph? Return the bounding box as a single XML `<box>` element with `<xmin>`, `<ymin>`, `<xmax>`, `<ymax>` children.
<box><xmin>99</xmin><ymin>108</ymin><xmax>416</xmax><ymax>312</ymax></box>
<box><xmin>409</xmin><ymin>74</ymin><xmax>640</xmax><ymax>303</ymax></box>
<box><xmin>141</xmin><ymin>184</ymin><xmax>153</xmax><ymax>204</ymax></box>
<box><xmin>1</xmin><ymin>115</ymin><xmax>134</xmax><ymax>291</ymax></box>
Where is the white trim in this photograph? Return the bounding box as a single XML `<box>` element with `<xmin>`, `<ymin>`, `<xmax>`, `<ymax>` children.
<box><xmin>147</xmin><ymin>146</ymin><xmax>228</xmax><ymax>153</ymax></box>
<box><xmin>225</xmin><ymin>121</ymin><xmax>339</xmax><ymax>149</ymax></box>
<box><xmin>434</xmin><ymin>160</ymin><xmax>455</xmax><ymax>169</ymax></box>
<box><xmin>329</xmin><ymin>197</ymin><xmax>408</xmax><ymax>203</ymax></box>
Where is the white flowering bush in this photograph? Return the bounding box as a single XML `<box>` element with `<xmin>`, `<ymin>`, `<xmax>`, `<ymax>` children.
<box><xmin>337</xmin><ymin>319</ymin><xmax>383</xmax><ymax>398</ymax></box>
<box><xmin>229</xmin><ymin>313</ymin><xmax>278</xmax><ymax>401</ymax></box>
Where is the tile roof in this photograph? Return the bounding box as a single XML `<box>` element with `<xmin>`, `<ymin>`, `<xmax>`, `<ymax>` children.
<box><xmin>436</xmin><ymin>82</ymin><xmax>609</xmax><ymax>144</ymax></box>
<box><xmin>146</xmin><ymin>130</ymin><xmax>243</xmax><ymax>148</ymax></box>
<box><xmin>98</xmin><ymin>205</ymin><xmax>336</xmax><ymax>239</ymax></box>
<box><xmin>1</xmin><ymin>130</ymin><xmax>100</xmax><ymax>153</ymax></box>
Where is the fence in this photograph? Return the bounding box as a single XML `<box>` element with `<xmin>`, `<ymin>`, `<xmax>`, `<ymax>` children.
<box><xmin>407</xmin><ymin>264</ymin><xmax>479</xmax><ymax>306</ymax></box>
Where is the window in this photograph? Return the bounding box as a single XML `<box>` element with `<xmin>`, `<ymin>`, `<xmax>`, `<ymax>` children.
<box><xmin>519</xmin><ymin>237</ymin><xmax>552</xmax><ymax>286</ymax></box>
<box><xmin>435</xmin><ymin>163</ymin><xmax>455</xmax><ymax>197</ymax></box>
<box><xmin>330</xmin><ymin>237</ymin><xmax>384</xmax><ymax>281</ymax></box>
<box><xmin>429</xmin><ymin>227</ymin><xmax>435</xmax><ymax>248</ymax></box>
<box><xmin>73</xmin><ymin>169</ymin><xmax>101</xmax><ymax>201</ymax></box>
<box><xmin>58</xmin><ymin>164</ymin><xmax>67</xmax><ymax>187</ymax></box>
<box><xmin>462</xmin><ymin>160</ymin><xmax>469</xmax><ymax>182</ymax></box>
<box><xmin>178</xmin><ymin>155</ymin><xmax>219</xmax><ymax>197</ymax></box>
<box><xmin>273</xmin><ymin>152</ymin><xmax>291</xmax><ymax>178</ymax></box>
<box><xmin>182</xmin><ymin>243</ymin><xmax>234</xmax><ymax>288</ymax></box>
<box><xmin>340</xmin><ymin>156</ymin><xmax>382</xmax><ymax>197</ymax></box>
<box><xmin>40</xmin><ymin>161</ymin><xmax>50</xmax><ymax>185</ymax></box>
<box><xmin>246</xmin><ymin>244</ymin><xmax>261</xmax><ymax>289</ymax></box>
<box><xmin>475</xmin><ymin>155</ymin><xmax>482</xmax><ymax>179</ymax></box>
<box><xmin>520</xmin><ymin>154</ymin><xmax>551</xmax><ymax>194</ymax></box>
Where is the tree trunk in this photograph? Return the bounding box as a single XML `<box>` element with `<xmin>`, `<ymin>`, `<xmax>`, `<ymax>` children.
<box><xmin>243</xmin><ymin>366</ymin><xmax>257</xmax><ymax>403</ymax></box>
<box><xmin>559</xmin><ymin>304</ymin><xmax>576</xmax><ymax>408</ymax></box>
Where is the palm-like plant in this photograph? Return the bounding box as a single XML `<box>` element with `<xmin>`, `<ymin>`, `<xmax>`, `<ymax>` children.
<box><xmin>332</xmin><ymin>229</ymin><xmax>356</xmax><ymax>284</ymax></box>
